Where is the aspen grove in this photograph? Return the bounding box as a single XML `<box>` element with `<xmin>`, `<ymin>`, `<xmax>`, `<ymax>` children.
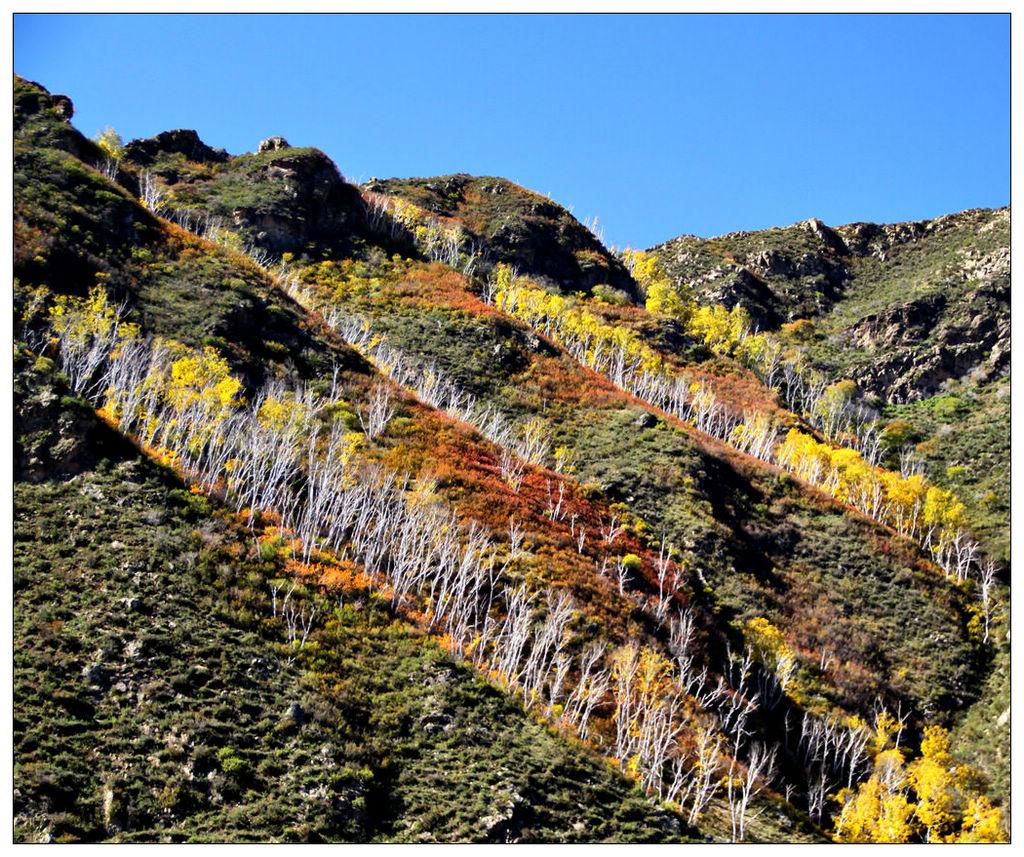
<box><xmin>46</xmin><ymin>285</ymin><xmax>797</xmax><ymax>838</ymax></box>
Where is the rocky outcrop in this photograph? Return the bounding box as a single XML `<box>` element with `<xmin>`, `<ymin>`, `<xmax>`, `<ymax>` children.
<box><xmin>698</xmin><ymin>265</ymin><xmax>783</xmax><ymax>326</ymax></box>
<box><xmin>804</xmin><ymin>217</ymin><xmax>849</xmax><ymax>255</ymax></box>
<box><xmin>50</xmin><ymin>94</ymin><xmax>73</xmax><ymax>120</ymax></box>
<box><xmin>835</xmin><ymin>208</ymin><xmax>1004</xmax><ymax>259</ymax></box>
<box><xmin>224</xmin><ymin>148</ymin><xmax>368</xmax><ymax>255</ymax></box>
<box><xmin>657</xmin><ymin>242</ymin><xmax>849</xmax><ymax>329</ymax></box>
<box><xmin>258</xmin><ymin>135</ymin><xmax>290</xmax><ymax>153</ymax></box>
<box><xmin>124</xmin><ymin>132</ymin><xmax>370</xmax><ymax>258</ymax></box>
<box><xmin>123</xmin><ymin>129</ymin><xmax>230</xmax><ymax>167</ymax></box>
<box><xmin>653</xmin><ymin>207</ymin><xmax>1009</xmax><ymax>403</ymax></box>
<box><xmin>13</xmin><ymin>353</ymin><xmax>136</xmax><ymax>483</ymax></box>
<box><xmin>652</xmin><ymin>216</ymin><xmax>855</xmax><ymax>330</ymax></box>
<box><xmin>14</xmin><ymin>77</ymin><xmax>72</xmax><ymax>126</ymax></box>
<box><xmin>849</xmin><ymin>293</ymin><xmax>948</xmax><ymax>351</ymax></box>
<box><xmin>14</xmin><ymin>77</ymin><xmax>96</xmax><ymax>163</ymax></box>
<box><xmin>849</xmin><ymin>280</ymin><xmax>1010</xmax><ymax>402</ymax></box>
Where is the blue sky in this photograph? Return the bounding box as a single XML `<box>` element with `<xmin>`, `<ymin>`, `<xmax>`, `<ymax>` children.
<box><xmin>14</xmin><ymin>14</ymin><xmax>1009</xmax><ymax>248</ymax></box>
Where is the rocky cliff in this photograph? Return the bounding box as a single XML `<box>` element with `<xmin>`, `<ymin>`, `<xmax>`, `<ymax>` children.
<box><xmin>651</xmin><ymin>207</ymin><xmax>1009</xmax><ymax>405</ymax></box>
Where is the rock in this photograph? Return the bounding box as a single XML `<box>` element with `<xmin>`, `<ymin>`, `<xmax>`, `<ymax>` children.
<box><xmin>479</xmin><ymin>790</ymin><xmax>525</xmax><ymax>840</ymax></box>
<box><xmin>634</xmin><ymin>412</ymin><xmax>657</xmax><ymax>429</ymax></box>
<box><xmin>14</xmin><ymin>78</ymin><xmax>100</xmax><ymax>165</ymax></box>
<box><xmin>997</xmin><ymin>706</ymin><xmax>1010</xmax><ymax>727</ymax></box>
<box><xmin>51</xmin><ymin>94</ymin><xmax>73</xmax><ymax>120</ymax></box>
<box><xmin>102</xmin><ymin>784</ymin><xmax>117</xmax><ymax>830</ymax></box>
<box><xmin>850</xmin><ymin>293</ymin><xmax>947</xmax><ymax>350</ymax></box>
<box><xmin>750</xmin><ymin>249</ymin><xmax>796</xmax><ymax>279</ymax></box>
<box><xmin>418</xmin><ymin>711</ymin><xmax>454</xmax><ymax>734</ymax></box>
<box><xmin>803</xmin><ymin>217</ymin><xmax>850</xmax><ymax>255</ymax></box>
<box><xmin>420</xmin><ymin>666</ymin><xmax>455</xmax><ymax>687</ymax></box>
<box><xmin>701</xmin><ymin>265</ymin><xmax>785</xmax><ymax>329</ymax></box>
<box><xmin>650</xmin><ymin>808</ymin><xmax>682</xmax><ymax>835</ymax></box>
<box><xmin>258</xmin><ymin>135</ymin><xmax>291</xmax><ymax>153</ymax></box>
<box><xmin>849</xmin><ymin>279</ymin><xmax>1009</xmax><ymax>401</ymax></box>
<box><xmin>248</xmin><ymin>657</ymin><xmax>276</xmax><ymax>678</ymax></box>
<box><xmin>362</xmin><ymin>173</ymin><xmax>638</xmax><ymax>300</ymax></box>
<box><xmin>80</xmin><ymin>482</ymin><xmax>105</xmax><ymax>501</ymax></box>
<box><xmin>82</xmin><ymin>662</ymin><xmax>108</xmax><ymax>686</ymax></box>
<box><xmin>123</xmin><ymin>129</ymin><xmax>230</xmax><ymax>167</ymax></box>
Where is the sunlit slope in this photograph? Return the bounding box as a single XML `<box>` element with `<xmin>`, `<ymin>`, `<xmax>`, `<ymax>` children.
<box><xmin>16</xmin><ymin>76</ymin><xmax>823</xmax><ymax>843</ymax></box>
<box><xmin>13</xmin><ymin>75</ymin><xmax>1007</xmax><ymax>842</ymax></box>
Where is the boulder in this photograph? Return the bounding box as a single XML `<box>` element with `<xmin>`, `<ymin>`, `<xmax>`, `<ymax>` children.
<box><xmin>418</xmin><ymin>711</ymin><xmax>454</xmax><ymax>734</ymax></box>
<box><xmin>258</xmin><ymin>135</ymin><xmax>291</xmax><ymax>153</ymax></box>
<box><xmin>82</xmin><ymin>662</ymin><xmax>108</xmax><ymax>687</ymax></box>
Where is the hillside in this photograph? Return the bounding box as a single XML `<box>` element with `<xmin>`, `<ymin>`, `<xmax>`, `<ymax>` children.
<box><xmin>650</xmin><ymin>211</ymin><xmax>1010</xmax><ymax>564</ymax></box>
<box><xmin>13</xmin><ymin>76</ymin><xmax>1009</xmax><ymax>844</ymax></box>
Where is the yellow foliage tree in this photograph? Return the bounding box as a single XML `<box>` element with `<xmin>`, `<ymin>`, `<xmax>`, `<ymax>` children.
<box><xmin>743</xmin><ymin>617</ymin><xmax>797</xmax><ymax>689</ymax></box>
<box><xmin>94</xmin><ymin>125</ymin><xmax>125</xmax><ymax>161</ymax></box>
<box><xmin>906</xmin><ymin>725</ymin><xmax>957</xmax><ymax>841</ymax></box>
<box><xmin>688</xmin><ymin>303</ymin><xmax>753</xmax><ymax>357</ymax></box>
<box><xmin>833</xmin><ymin>723</ymin><xmax>1006</xmax><ymax>843</ymax></box>
<box><xmin>645</xmin><ymin>278</ymin><xmax>692</xmax><ymax>321</ymax></box>
<box><xmin>49</xmin><ymin>285</ymin><xmax>140</xmax><ymax>395</ymax></box>
<box><xmin>49</xmin><ymin>285</ymin><xmax>137</xmax><ymax>350</ymax></box>
<box><xmin>621</xmin><ymin>248</ymin><xmax>662</xmax><ymax>291</ymax></box>
<box><xmin>167</xmin><ymin>347</ymin><xmax>242</xmax><ymax>413</ymax></box>
<box><xmin>257</xmin><ymin>391</ymin><xmax>312</xmax><ymax>436</ymax></box>
<box><xmin>165</xmin><ymin>347</ymin><xmax>243</xmax><ymax>453</ymax></box>
<box><xmin>625</xmin><ymin>248</ymin><xmax>694</xmax><ymax>322</ymax></box>
<box><xmin>834</xmin><ymin>745</ymin><xmax>915</xmax><ymax>843</ymax></box>
<box><xmin>956</xmin><ymin>795</ymin><xmax>1005</xmax><ymax>842</ymax></box>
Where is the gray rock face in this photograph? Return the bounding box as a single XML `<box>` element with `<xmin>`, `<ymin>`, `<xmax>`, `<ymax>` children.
<box><xmin>656</xmin><ymin>224</ymin><xmax>851</xmax><ymax>329</ymax></box>
<box><xmin>803</xmin><ymin>217</ymin><xmax>850</xmax><ymax>255</ymax></box>
<box><xmin>258</xmin><ymin>135</ymin><xmax>290</xmax><ymax>153</ymax></box>
<box><xmin>850</xmin><ymin>293</ymin><xmax>948</xmax><ymax>351</ymax></box>
<box><xmin>849</xmin><ymin>279</ymin><xmax>1009</xmax><ymax>402</ymax></box>
<box><xmin>194</xmin><ymin>146</ymin><xmax>368</xmax><ymax>256</ymax></box>
<box><xmin>82</xmin><ymin>662</ymin><xmax>108</xmax><ymax>687</ymax></box>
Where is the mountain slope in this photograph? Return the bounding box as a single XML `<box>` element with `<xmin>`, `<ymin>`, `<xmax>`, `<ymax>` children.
<box><xmin>649</xmin><ymin>210</ymin><xmax>1010</xmax><ymax>564</ymax></box>
<box><xmin>13</xmin><ymin>78</ymin><xmax>723</xmax><ymax>844</ymax></box>
<box><xmin>13</xmin><ymin>76</ymin><xmax>1008</xmax><ymax>842</ymax></box>
<box><xmin>363</xmin><ymin>173</ymin><xmax>639</xmax><ymax>300</ymax></box>
<box><xmin>13</xmin><ymin>351</ymin><xmax>702</xmax><ymax>844</ymax></box>
<box><xmin>15</xmin><ymin>76</ymin><xmax>823</xmax><ymax>843</ymax></box>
